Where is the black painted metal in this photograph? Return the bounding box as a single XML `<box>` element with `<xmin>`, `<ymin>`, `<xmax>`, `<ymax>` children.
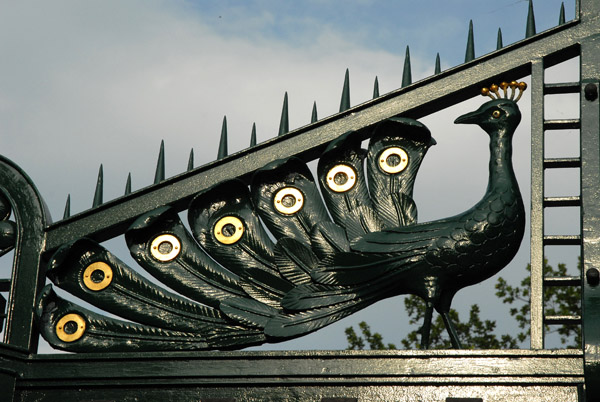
<box><xmin>0</xmin><ymin>0</ymin><xmax>599</xmax><ymax>400</ymax></box>
<box><xmin>0</xmin><ymin>156</ymin><xmax>49</xmax><ymax>352</ymax></box>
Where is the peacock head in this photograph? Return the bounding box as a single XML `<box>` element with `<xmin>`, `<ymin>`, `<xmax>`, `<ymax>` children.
<box><xmin>454</xmin><ymin>81</ymin><xmax>526</xmax><ymax>136</ymax></box>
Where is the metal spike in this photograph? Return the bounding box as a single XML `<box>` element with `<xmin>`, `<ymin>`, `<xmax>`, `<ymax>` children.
<box><xmin>187</xmin><ymin>149</ymin><xmax>194</xmax><ymax>171</ymax></box>
<box><xmin>218</xmin><ymin>116</ymin><xmax>228</xmax><ymax>159</ymax></box>
<box><xmin>154</xmin><ymin>140</ymin><xmax>165</xmax><ymax>184</ymax></box>
<box><xmin>373</xmin><ymin>76</ymin><xmax>380</xmax><ymax>98</ymax></box>
<box><xmin>339</xmin><ymin>69</ymin><xmax>351</xmax><ymax>112</ymax></box>
<box><xmin>63</xmin><ymin>194</ymin><xmax>71</xmax><ymax>219</ymax></box>
<box><xmin>434</xmin><ymin>54</ymin><xmax>441</xmax><ymax>75</ymax></box>
<box><xmin>497</xmin><ymin>28</ymin><xmax>504</xmax><ymax>50</ymax></box>
<box><xmin>92</xmin><ymin>165</ymin><xmax>103</xmax><ymax>207</ymax></box>
<box><xmin>278</xmin><ymin>93</ymin><xmax>289</xmax><ymax>136</ymax></box>
<box><xmin>559</xmin><ymin>2</ymin><xmax>565</xmax><ymax>25</ymax></box>
<box><xmin>465</xmin><ymin>20</ymin><xmax>475</xmax><ymax>62</ymax></box>
<box><xmin>250</xmin><ymin>123</ymin><xmax>257</xmax><ymax>147</ymax></box>
<box><xmin>402</xmin><ymin>46</ymin><xmax>412</xmax><ymax>87</ymax></box>
<box><xmin>311</xmin><ymin>102</ymin><xmax>318</xmax><ymax>123</ymax></box>
<box><xmin>526</xmin><ymin>0</ymin><xmax>536</xmax><ymax>38</ymax></box>
<box><xmin>125</xmin><ymin>173</ymin><xmax>132</xmax><ymax>195</ymax></box>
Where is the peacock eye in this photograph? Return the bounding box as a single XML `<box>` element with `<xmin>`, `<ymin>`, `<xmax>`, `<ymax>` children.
<box><xmin>492</xmin><ymin>110</ymin><xmax>501</xmax><ymax>118</ymax></box>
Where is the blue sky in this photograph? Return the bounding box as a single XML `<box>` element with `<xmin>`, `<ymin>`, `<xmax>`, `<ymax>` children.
<box><xmin>0</xmin><ymin>0</ymin><xmax>579</xmax><ymax>351</ymax></box>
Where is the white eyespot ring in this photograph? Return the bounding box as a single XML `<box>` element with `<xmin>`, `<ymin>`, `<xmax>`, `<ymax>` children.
<box><xmin>274</xmin><ymin>187</ymin><xmax>304</xmax><ymax>215</ymax></box>
<box><xmin>326</xmin><ymin>164</ymin><xmax>356</xmax><ymax>193</ymax></box>
<box><xmin>214</xmin><ymin>216</ymin><xmax>244</xmax><ymax>245</ymax></box>
<box><xmin>378</xmin><ymin>147</ymin><xmax>409</xmax><ymax>174</ymax></box>
<box><xmin>150</xmin><ymin>234</ymin><xmax>181</xmax><ymax>262</ymax></box>
<box><xmin>82</xmin><ymin>262</ymin><xmax>113</xmax><ymax>291</ymax></box>
<box><xmin>56</xmin><ymin>313</ymin><xmax>86</xmax><ymax>343</ymax></box>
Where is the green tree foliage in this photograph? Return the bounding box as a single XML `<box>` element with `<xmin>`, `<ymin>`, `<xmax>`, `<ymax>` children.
<box><xmin>345</xmin><ymin>321</ymin><xmax>396</xmax><ymax>350</ymax></box>
<box><xmin>495</xmin><ymin>259</ymin><xmax>581</xmax><ymax>347</ymax></box>
<box><xmin>345</xmin><ymin>259</ymin><xmax>581</xmax><ymax>350</ymax></box>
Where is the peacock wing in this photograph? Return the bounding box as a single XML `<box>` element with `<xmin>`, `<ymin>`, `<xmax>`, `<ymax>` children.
<box><xmin>351</xmin><ymin>218</ymin><xmax>455</xmax><ymax>254</ymax></box>
<box><xmin>265</xmin><ymin>297</ymin><xmax>379</xmax><ymax>339</ymax></box>
<box><xmin>251</xmin><ymin>157</ymin><xmax>330</xmax><ymax>246</ymax></box>
<box><xmin>310</xmin><ymin>249</ymin><xmax>426</xmax><ymax>286</ymax></box>
<box><xmin>317</xmin><ymin>130</ymin><xmax>384</xmax><ymax>242</ymax></box>
<box><xmin>367</xmin><ymin>117</ymin><xmax>436</xmax><ymax>227</ymax></box>
<box><xmin>309</xmin><ymin>221</ymin><xmax>351</xmax><ymax>259</ymax></box>
<box><xmin>273</xmin><ymin>237</ymin><xmax>321</xmax><ymax>285</ymax></box>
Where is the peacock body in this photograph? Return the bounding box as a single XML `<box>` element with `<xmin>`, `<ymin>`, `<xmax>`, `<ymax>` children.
<box><xmin>36</xmin><ymin>95</ymin><xmax>525</xmax><ymax>351</ymax></box>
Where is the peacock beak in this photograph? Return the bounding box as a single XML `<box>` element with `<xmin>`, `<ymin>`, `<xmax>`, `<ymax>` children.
<box><xmin>454</xmin><ymin>109</ymin><xmax>482</xmax><ymax>125</ymax></box>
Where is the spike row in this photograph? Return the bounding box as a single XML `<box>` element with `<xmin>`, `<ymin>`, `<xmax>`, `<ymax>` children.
<box><xmin>481</xmin><ymin>81</ymin><xmax>527</xmax><ymax>102</ymax></box>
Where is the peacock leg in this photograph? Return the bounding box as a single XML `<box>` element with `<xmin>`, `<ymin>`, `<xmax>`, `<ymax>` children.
<box><xmin>420</xmin><ymin>302</ymin><xmax>434</xmax><ymax>349</ymax></box>
<box><xmin>441</xmin><ymin>311</ymin><xmax>463</xmax><ymax>349</ymax></box>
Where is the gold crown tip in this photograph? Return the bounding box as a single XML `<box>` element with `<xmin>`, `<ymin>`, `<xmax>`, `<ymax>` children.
<box><xmin>481</xmin><ymin>80</ymin><xmax>527</xmax><ymax>102</ymax></box>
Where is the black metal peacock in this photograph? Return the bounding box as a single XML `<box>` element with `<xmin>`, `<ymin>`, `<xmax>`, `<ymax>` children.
<box><xmin>36</xmin><ymin>82</ymin><xmax>527</xmax><ymax>351</ymax></box>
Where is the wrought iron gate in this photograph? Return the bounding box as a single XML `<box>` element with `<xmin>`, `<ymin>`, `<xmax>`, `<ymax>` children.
<box><xmin>1</xmin><ymin>0</ymin><xmax>599</xmax><ymax>400</ymax></box>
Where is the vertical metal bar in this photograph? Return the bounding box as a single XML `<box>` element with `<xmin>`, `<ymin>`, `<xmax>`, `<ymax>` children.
<box><xmin>530</xmin><ymin>58</ymin><xmax>545</xmax><ymax>350</ymax></box>
<box><xmin>580</xmin><ymin>13</ymin><xmax>600</xmax><ymax>397</ymax></box>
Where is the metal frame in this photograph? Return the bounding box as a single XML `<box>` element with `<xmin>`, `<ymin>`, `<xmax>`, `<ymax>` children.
<box><xmin>1</xmin><ymin>0</ymin><xmax>600</xmax><ymax>400</ymax></box>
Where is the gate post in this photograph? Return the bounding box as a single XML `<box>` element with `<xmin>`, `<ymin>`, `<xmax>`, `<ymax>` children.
<box><xmin>579</xmin><ymin>0</ymin><xmax>600</xmax><ymax>398</ymax></box>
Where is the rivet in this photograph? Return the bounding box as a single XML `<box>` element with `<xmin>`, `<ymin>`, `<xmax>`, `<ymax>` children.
<box><xmin>273</xmin><ymin>187</ymin><xmax>304</xmax><ymax>214</ymax></box>
<box><xmin>150</xmin><ymin>234</ymin><xmax>181</xmax><ymax>262</ymax></box>
<box><xmin>56</xmin><ymin>313</ymin><xmax>86</xmax><ymax>342</ymax></box>
<box><xmin>587</xmin><ymin>267</ymin><xmax>600</xmax><ymax>287</ymax></box>
<box><xmin>379</xmin><ymin>147</ymin><xmax>409</xmax><ymax>174</ymax></box>
<box><xmin>214</xmin><ymin>216</ymin><xmax>244</xmax><ymax>245</ymax></box>
<box><xmin>82</xmin><ymin>262</ymin><xmax>113</xmax><ymax>291</ymax></box>
<box><xmin>584</xmin><ymin>83</ymin><xmax>598</xmax><ymax>102</ymax></box>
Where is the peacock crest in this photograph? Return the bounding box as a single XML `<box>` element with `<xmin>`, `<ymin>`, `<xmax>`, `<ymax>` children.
<box><xmin>36</xmin><ymin>84</ymin><xmax>526</xmax><ymax>351</ymax></box>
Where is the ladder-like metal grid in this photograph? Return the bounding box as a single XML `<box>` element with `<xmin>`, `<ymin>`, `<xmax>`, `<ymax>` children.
<box><xmin>529</xmin><ymin>56</ymin><xmax>583</xmax><ymax>350</ymax></box>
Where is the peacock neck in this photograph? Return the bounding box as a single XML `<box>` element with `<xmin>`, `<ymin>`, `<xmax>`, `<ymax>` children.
<box><xmin>486</xmin><ymin>128</ymin><xmax>518</xmax><ymax>195</ymax></box>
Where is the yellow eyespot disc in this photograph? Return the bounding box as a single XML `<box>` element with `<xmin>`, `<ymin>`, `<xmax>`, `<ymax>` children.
<box><xmin>274</xmin><ymin>187</ymin><xmax>304</xmax><ymax>215</ymax></box>
<box><xmin>150</xmin><ymin>234</ymin><xmax>181</xmax><ymax>262</ymax></box>
<box><xmin>214</xmin><ymin>216</ymin><xmax>244</xmax><ymax>245</ymax></box>
<box><xmin>82</xmin><ymin>262</ymin><xmax>113</xmax><ymax>291</ymax></box>
<box><xmin>56</xmin><ymin>313</ymin><xmax>86</xmax><ymax>343</ymax></box>
<box><xmin>379</xmin><ymin>147</ymin><xmax>409</xmax><ymax>174</ymax></box>
<box><xmin>326</xmin><ymin>165</ymin><xmax>356</xmax><ymax>193</ymax></box>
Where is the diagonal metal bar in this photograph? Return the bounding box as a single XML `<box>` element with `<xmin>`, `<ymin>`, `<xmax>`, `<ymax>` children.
<box><xmin>44</xmin><ymin>19</ymin><xmax>586</xmax><ymax>252</ymax></box>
